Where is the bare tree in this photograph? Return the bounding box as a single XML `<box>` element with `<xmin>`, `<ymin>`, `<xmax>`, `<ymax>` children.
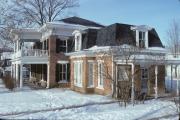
<box><xmin>166</xmin><ymin>20</ymin><xmax>180</xmax><ymax>96</ymax></box>
<box><xmin>94</xmin><ymin>45</ymin><xmax>141</xmax><ymax>106</ymax></box>
<box><xmin>166</xmin><ymin>20</ymin><xmax>180</xmax><ymax>56</ymax></box>
<box><xmin>11</xmin><ymin>0</ymin><xmax>79</xmax><ymax>26</ymax></box>
<box><xmin>0</xmin><ymin>0</ymin><xmax>79</xmax><ymax>49</ymax></box>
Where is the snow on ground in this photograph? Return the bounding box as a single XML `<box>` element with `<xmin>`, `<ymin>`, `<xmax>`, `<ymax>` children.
<box><xmin>0</xmin><ymin>79</ymin><xmax>179</xmax><ymax>120</ymax></box>
<box><xmin>7</xmin><ymin>100</ymin><xmax>179</xmax><ymax>120</ymax></box>
<box><xmin>0</xmin><ymin>79</ymin><xmax>112</xmax><ymax>116</ymax></box>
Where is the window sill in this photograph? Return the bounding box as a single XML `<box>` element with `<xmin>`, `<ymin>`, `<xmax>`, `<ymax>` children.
<box><xmin>87</xmin><ymin>85</ymin><xmax>94</xmax><ymax>88</ymax></box>
<box><xmin>96</xmin><ymin>86</ymin><xmax>104</xmax><ymax>90</ymax></box>
<box><xmin>74</xmin><ymin>84</ymin><xmax>83</xmax><ymax>88</ymax></box>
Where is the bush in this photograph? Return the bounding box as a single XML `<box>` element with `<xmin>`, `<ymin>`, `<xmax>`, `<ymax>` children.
<box><xmin>2</xmin><ymin>74</ymin><xmax>16</xmax><ymax>91</ymax></box>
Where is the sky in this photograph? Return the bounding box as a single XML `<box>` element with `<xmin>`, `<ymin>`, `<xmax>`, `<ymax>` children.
<box><xmin>73</xmin><ymin>0</ymin><xmax>180</xmax><ymax>45</ymax></box>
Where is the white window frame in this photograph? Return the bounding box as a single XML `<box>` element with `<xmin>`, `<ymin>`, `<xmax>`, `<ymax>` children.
<box><xmin>75</xmin><ymin>33</ymin><xmax>82</xmax><ymax>51</ymax></box>
<box><xmin>57</xmin><ymin>63</ymin><xmax>67</xmax><ymax>83</ymax></box>
<box><xmin>88</xmin><ymin>61</ymin><xmax>94</xmax><ymax>88</ymax></box>
<box><xmin>139</xmin><ymin>31</ymin><xmax>146</xmax><ymax>48</ymax></box>
<box><xmin>97</xmin><ymin>61</ymin><xmax>104</xmax><ymax>89</ymax></box>
<box><xmin>74</xmin><ymin>61</ymin><xmax>83</xmax><ymax>87</ymax></box>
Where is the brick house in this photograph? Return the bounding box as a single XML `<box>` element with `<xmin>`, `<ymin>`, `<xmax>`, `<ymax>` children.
<box><xmin>67</xmin><ymin>23</ymin><xmax>168</xmax><ymax>98</ymax></box>
<box><xmin>10</xmin><ymin>16</ymin><xmax>179</xmax><ymax>98</ymax></box>
<box><xmin>10</xmin><ymin>17</ymin><xmax>104</xmax><ymax>88</ymax></box>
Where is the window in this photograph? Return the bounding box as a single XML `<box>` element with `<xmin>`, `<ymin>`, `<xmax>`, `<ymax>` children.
<box><xmin>75</xmin><ymin>34</ymin><xmax>81</xmax><ymax>51</ymax></box>
<box><xmin>56</xmin><ymin>39</ymin><xmax>67</xmax><ymax>53</ymax></box>
<box><xmin>141</xmin><ymin>68</ymin><xmax>148</xmax><ymax>89</ymax></box>
<box><xmin>139</xmin><ymin>31</ymin><xmax>145</xmax><ymax>48</ymax></box>
<box><xmin>88</xmin><ymin>62</ymin><xmax>94</xmax><ymax>87</ymax></box>
<box><xmin>43</xmin><ymin>39</ymin><xmax>49</xmax><ymax>50</ymax></box>
<box><xmin>74</xmin><ymin>61</ymin><xmax>83</xmax><ymax>87</ymax></box>
<box><xmin>56</xmin><ymin>63</ymin><xmax>70</xmax><ymax>83</ymax></box>
<box><xmin>117</xmin><ymin>65</ymin><xmax>131</xmax><ymax>81</ymax></box>
<box><xmin>98</xmin><ymin>62</ymin><xmax>104</xmax><ymax>88</ymax></box>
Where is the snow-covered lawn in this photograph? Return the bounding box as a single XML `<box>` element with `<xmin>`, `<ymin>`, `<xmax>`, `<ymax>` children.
<box><xmin>10</xmin><ymin>100</ymin><xmax>179</xmax><ymax>120</ymax></box>
<box><xmin>0</xmin><ymin>79</ymin><xmax>179</xmax><ymax>120</ymax></box>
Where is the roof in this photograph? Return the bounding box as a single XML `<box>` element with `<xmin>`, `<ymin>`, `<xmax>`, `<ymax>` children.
<box><xmin>96</xmin><ymin>23</ymin><xmax>164</xmax><ymax>47</ymax></box>
<box><xmin>59</xmin><ymin>16</ymin><xmax>105</xmax><ymax>28</ymax></box>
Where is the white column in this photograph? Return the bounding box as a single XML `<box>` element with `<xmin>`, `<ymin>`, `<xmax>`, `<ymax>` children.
<box><xmin>42</xmin><ymin>64</ymin><xmax>44</xmax><ymax>81</ymax></box>
<box><xmin>46</xmin><ymin>63</ymin><xmax>50</xmax><ymax>88</ymax></box>
<box><xmin>131</xmin><ymin>63</ymin><xmax>135</xmax><ymax>103</ymax></box>
<box><xmin>13</xmin><ymin>64</ymin><xmax>15</xmax><ymax>79</ymax></box>
<box><xmin>136</xmin><ymin>30</ymin><xmax>139</xmax><ymax>46</ymax></box>
<box><xmin>155</xmin><ymin>65</ymin><xmax>158</xmax><ymax>99</ymax></box>
<box><xmin>171</xmin><ymin>64</ymin><xmax>173</xmax><ymax>92</ymax></box>
<box><xmin>16</xmin><ymin>40</ymin><xmax>19</xmax><ymax>52</ymax></box>
<box><xmin>14</xmin><ymin>42</ymin><xmax>16</xmax><ymax>53</ymax></box>
<box><xmin>15</xmin><ymin>64</ymin><xmax>19</xmax><ymax>82</ymax></box>
<box><xmin>177</xmin><ymin>65</ymin><xmax>179</xmax><ymax>96</ymax></box>
<box><xmin>145</xmin><ymin>31</ymin><xmax>149</xmax><ymax>48</ymax></box>
<box><xmin>20</xmin><ymin>64</ymin><xmax>23</xmax><ymax>88</ymax></box>
<box><xmin>11</xmin><ymin>64</ymin><xmax>13</xmax><ymax>77</ymax></box>
<box><xmin>29</xmin><ymin>65</ymin><xmax>32</xmax><ymax>79</ymax></box>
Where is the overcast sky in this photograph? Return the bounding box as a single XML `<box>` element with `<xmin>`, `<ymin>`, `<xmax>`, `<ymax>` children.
<box><xmin>74</xmin><ymin>0</ymin><xmax>180</xmax><ymax>45</ymax></box>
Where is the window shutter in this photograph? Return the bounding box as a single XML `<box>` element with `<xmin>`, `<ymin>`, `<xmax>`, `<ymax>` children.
<box><xmin>56</xmin><ymin>39</ymin><xmax>60</xmax><ymax>53</ymax></box>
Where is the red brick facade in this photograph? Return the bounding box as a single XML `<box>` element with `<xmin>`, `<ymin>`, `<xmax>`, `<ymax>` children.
<box><xmin>70</xmin><ymin>56</ymin><xmax>165</xmax><ymax>96</ymax></box>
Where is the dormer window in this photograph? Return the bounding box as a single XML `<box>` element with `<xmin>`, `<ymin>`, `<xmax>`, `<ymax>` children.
<box><xmin>73</xmin><ymin>30</ymin><xmax>82</xmax><ymax>51</ymax></box>
<box><xmin>131</xmin><ymin>25</ymin><xmax>152</xmax><ymax>49</ymax></box>
<box><xmin>139</xmin><ymin>31</ymin><xmax>145</xmax><ymax>48</ymax></box>
<box><xmin>75</xmin><ymin>35</ymin><xmax>81</xmax><ymax>51</ymax></box>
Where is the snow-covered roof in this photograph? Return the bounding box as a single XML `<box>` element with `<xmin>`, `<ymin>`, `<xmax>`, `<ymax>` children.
<box><xmin>39</xmin><ymin>21</ymin><xmax>101</xmax><ymax>32</ymax></box>
<box><xmin>66</xmin><ymin>45</ymin><xmax>167</xmax><ymax>57</ymax></box>
<box><xmin>131</xmin><ymin>25</ymin><xmax>153</xmax><ymax>31</ymax></box>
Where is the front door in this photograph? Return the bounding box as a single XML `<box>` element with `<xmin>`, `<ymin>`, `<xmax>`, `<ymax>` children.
<box><xmin>141</xmin><ymin>68</ymin><xmax>148</xmax><ymax>93</ymax></box>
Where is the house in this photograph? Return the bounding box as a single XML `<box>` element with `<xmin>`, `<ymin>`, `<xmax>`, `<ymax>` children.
<box><xmin>10</xmin><ymin>16</ymin><xmax>104</xmax><ymax>88</ymax></box>
<box><xmin>67</xmin><ymin>23</ymin><xmax>168</xmax><ymax>98</ymax></box>
<box><xmin>10</xmin><ymin>16</ymin><xmax>179</xmax><ymax>98</ymax></box>
<box><xmin>0</xmin><ymin>49</ymin><xmax>13</xmax><ymax>77</ymax></box>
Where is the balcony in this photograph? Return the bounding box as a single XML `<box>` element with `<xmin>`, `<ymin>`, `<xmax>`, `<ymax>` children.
<box><xmin>12</xmin><ymin>49</ymin><xmax>48</xmax><ymax>59</ymax></box>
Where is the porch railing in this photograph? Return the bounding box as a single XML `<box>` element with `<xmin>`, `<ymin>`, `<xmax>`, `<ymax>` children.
<box><xmin>22</xmin><ymin>49</ymin><xmax>48</xmax><ymax>57</ymax></box>
<box><xmin>12</xmin><ymin>49</ymin><xmax>48</xmax><ymax>59</ymax></box>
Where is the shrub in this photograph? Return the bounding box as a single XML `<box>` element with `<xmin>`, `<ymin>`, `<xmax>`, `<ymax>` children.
<box><xmin>2</xmin><ymin>74</ymin><xmax>16</xmax><ymax>91</ymax></box>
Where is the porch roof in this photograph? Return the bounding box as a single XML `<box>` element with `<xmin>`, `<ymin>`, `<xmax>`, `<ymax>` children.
<box><xmin>10</xmin><ymin>28</ymin><xmax>41</xmax><ymax>42</ymax></box>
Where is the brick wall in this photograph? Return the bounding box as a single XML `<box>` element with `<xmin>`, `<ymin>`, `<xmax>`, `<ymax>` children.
<box><xmin>48</xmin><ymin>35</ymin><xmax>69</xmax><ymax>88</ymax></box>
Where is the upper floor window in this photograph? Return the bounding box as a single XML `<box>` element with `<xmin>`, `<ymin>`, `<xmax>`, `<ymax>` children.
<box><xmin>56</xmin><ymin>39</ymin><xmax>67</xmax><ymax>53</ymax></box>
<box><xmin>75</xmin><ymin>34</ymin><xmax>82</xmax><ymax>51</ymax></box>
<box><xmin>139</xmin><ymin>31</ymin><xmax>145</xmax><ymax>48</ymax></box>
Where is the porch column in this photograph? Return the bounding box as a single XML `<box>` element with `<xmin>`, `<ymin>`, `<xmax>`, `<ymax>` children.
<box><xmin>46</xmin><ymin>63</ymin><xmax>50</xmax><ymax>88</ymax></box>
<box><xmin>20</xmin><ymin>64</ymin><xmax>23</xmax><ymax>88</ymax></box>
<box><xmin>155</xmin><ymin>65</ymin><xmax>158</xmax><ymax>99</ymax></box>
<box><xmin>15</xmin><ymin>64</ymin><xmax>19</xmax><ymax>82</ymax></box>
<box><xmin>131</xmin><ymin>63</ymin><xmax>135</xmax><ymax>103</ymax></box>
<box><xmin>171</xmin><ymin>64</ymin><xmax>173</xmax><ymax>92</ymax></box>
<box><xmin>177</xmin><ymin>65</ymin><xmax>179</xmax><ymax>96</ymax></box>
<box><xmin>42</xmin><ymin>64</ymin><xmax>44</xmax><ymax>81</ymax></box>
<box><xmin>29</xmin><ymin>65</ymin><xmax>32</xmax><ymax>79</ymax></box>
<box><xmin>13</xmin><ymin>64</ymin><xmax>15</xmax><ymax>79</ymax></box>
<box><xmin>11</xmin><ymin>64</ymin><xmax>13</xmax><ymax>77</ymax></box>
